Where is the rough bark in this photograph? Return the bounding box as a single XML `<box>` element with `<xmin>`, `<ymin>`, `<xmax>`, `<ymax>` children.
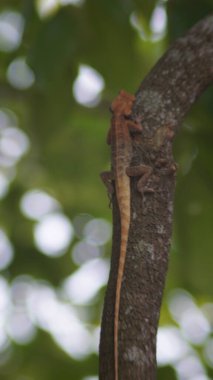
<box><xmin>99</xmin><ymin>15</ymin><xmax>213</xmax><ymax>380</ymax></box>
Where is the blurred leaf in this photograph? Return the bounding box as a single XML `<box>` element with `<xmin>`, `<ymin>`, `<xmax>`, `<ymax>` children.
<box><xmin>0</xmin><ymin>1</ymin><xmax>212</xmax><ymax>379</ymax></box>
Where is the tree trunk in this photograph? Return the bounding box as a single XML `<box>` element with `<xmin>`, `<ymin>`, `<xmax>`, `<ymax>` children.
<box><xmin>99</xmin><ymin>15</ymin><xmax>213</xmax><ymax>380</ymax></box>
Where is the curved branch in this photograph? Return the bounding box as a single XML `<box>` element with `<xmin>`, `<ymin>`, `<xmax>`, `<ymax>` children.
<box><xmin>134</xmin><ymin>14</ymin><xmax>213</xmax><ymax>136</ymax></box>
<box><xmin>99</xmin><ymin>15</ymin><xmax>213</xmax><ymax>380</ymax></box>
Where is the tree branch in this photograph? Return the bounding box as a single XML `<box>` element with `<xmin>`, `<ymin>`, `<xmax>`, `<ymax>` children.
<box><xmin>99</xmin><ymin>15</ymin><xmax>213</xmax><ymax>380</ymax></box>
<box><xmin>134</xmin><ymin>15</ymin><xmax>213</xmax><ymax>133</ymax></box>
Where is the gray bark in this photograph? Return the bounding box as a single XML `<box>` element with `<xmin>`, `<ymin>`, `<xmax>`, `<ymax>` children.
<box><xmin>99</xmin><ymin>15</ymin><xmax>213</xmax><ymax>380</ymax></box>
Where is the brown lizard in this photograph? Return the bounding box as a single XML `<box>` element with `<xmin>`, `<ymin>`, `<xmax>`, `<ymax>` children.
<box><xmin>101</xmin><ymin>91</ymin><xmax>177</xmax><ymax>379</ymax></box>
<box><xmin>101</xmin><ymin>90</ymin><xmax>149</xmax><ymax>380</ymax></box>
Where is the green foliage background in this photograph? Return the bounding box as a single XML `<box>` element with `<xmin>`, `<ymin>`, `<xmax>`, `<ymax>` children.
<box><xmin>0</xmin><ymin>1</ymin><xmax>212</xmax><ymax>379</ymax></box>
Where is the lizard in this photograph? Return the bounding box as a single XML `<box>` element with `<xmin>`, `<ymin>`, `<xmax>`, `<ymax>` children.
<box><xmin>101</xmin><ymin>90</ymin><xmax>151</xmax><ymax>380</ymax></box>
<box><xmin>101</xmin><ymin>90</ymin><xmax>177</xmax><ymax>379</ymax></box>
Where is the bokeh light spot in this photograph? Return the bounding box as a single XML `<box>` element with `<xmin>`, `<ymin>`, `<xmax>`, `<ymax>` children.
<box><xmin>7</xmin><ymin>311</ymin><xmax>36</xmax><ymax>344</ymax></box>
<box><xmin>0</xmin><ymin>276</ymin><xmax>9</xmax><ymax>311</ymax></box>
<box><xmin>11</xmin><ymin>275</ymin><xmax>35</xmax><ymax>307</ymax></box>
<box><xmin>0</xmin><ymin>277</ymin><xmax>10</xmax><ymax>352</ymax></box>
<box><xmin>167</xmin><ymin>288</ymin><xmax>211</xmax><ymax>344</ymax></box>
<box><xmin>180</xmin><ymin>308</ymin><xmax>210</xmax><ymax>345</ymax></box>
<box><xmin>83</xmin><ymin>218</ymin><xmax>111</xmax><ymax>246</ymax></box>
<box><xmin>157</xmin><ymin>326</ymin><xmax>190</xmax><ymax>365</ymax></box>
<box><xmin>129</xmin><ymin>12</ymin><xmax>145</xmax><ymax>39</ymax></box>
<box><xmin>174</xmin><ymin>354</ymin><xmax>206</xmax><ymax>380</ymax></box>
<box><xmin>0</xmin><ymin>127</ymin><xmax>30</xmax><ymax>162</ymax></box>
<box><xmin>63</xmin><ymin>258</ymin><xmax>109</xmax><ymax>304</ymax></box>
<box><xmin>0</xmin><ymin>11</ymin><xmax>24</xmax><ymax>52</ymax></box>
<box><xmin>90</xmin><ymin>326</ymin><xmax>100</xmax><ymax>354</ymax></box>
<box><xmin>73</xmin><ymin>214</ymin><xmax>93</xmax><ymax>239</ymax></box>
<box><xmin>34</xmin><ymin>213</ymin><xmax>74</xmax><ymax>256</ymax></box>
<box><xmin>0</xmin><ymin>109</ymin><xmax>18</xmax><ymax>130</ymax></box>
<box><xmin>73</xmin><ymin>65</ymin><xmax>105</xmax><ymax>107</ymax></box>
<box><xmin>0</xmin><ymin>230</ymin><xmax>14</xmax><ymax>270</ymax></box>
<box><xmin>28</xmin><ymin>283</ymin><xmax>92</xmax><ymax>359</ymax></box>
<box><xmin>72</xmin><ymin>241</ymin><xmax>101</xmax><ymax>265</ymax></box>
<box><xmin>36</xmin><ymin>0</ymin><xmax>83</xmax><ymax>18</ymax></box>
<box><xmin>36</xmin><ymin>0</ymin><xmax>59</xmax><ymax>18</ymax></box>
<box><xmin>60</xmin><ymin>0</ymin><xmax>84</xmax><ymax>5</ymax></box>
<box><xmin>167</xmin><ymin>288</ymin><xmax>196</xmax><ymax>322</ymax></box>
<box><xmin>20</xmin><ymin>189</ymin><xmax>60</xmax><ymax>221</ymax></box>
<box><xmin>53</xmin><ymin>323</ymin><xmax>92</xmax><ymax>359</ymax></box>
<box><xmin>0</xmin><ymin>172</ymin><xmax>9</xmax><ymax>199</ymax></box>
<box><xmin>150</xmin><ymin>5</ymin><xmax>167</xmax><ymax>36</ymax></box>
<box><xmin>7</xmin><ymin>57</ymin><xmax>35</xmax><ymax>89</ymax></box>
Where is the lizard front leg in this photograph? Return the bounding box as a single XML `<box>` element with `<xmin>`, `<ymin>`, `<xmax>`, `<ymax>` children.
<box><xmin>126</xmin><ymin>164</ymin><xmax>154</xmax><ymax>194</ymax></box>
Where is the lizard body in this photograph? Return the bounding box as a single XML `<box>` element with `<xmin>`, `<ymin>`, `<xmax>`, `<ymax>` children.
<box><xmin>101</xmin><ymin>90</ymin><xmax>142</xmax><ymax>380</ymax></box>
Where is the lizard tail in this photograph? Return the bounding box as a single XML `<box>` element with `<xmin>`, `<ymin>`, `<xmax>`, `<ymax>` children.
<box><xmin>114</xmin><ymin>201</ymin><xmax>130</xmax><ymax>380</ymax></box>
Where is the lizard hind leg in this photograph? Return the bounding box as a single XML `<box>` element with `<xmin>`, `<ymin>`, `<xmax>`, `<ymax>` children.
<box><xmin>100</xmin><ymin>171</ymin><xmax>114</xmax><ymax>193</ymax></box>
<box><xmin>100</xmin><ymin>171</ymin><xmax>115</xmax><ymax>206</ymax></box>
